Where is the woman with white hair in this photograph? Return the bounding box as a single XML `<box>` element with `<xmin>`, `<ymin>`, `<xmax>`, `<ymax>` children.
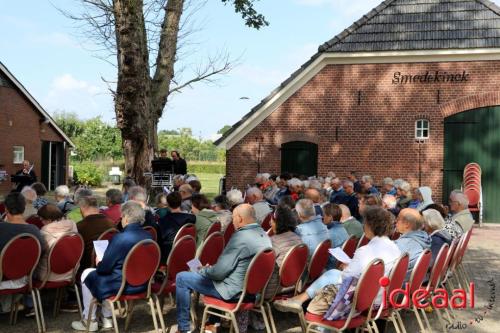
<box><xmin>226</xmin><ymin>188</ymin><xmax>244</xmax><ymax>211</ymax></box>
<box><xmin>422</xmin><ymin>209</ymin><xmax>452</xmax><ymax>265</ymax></box>
<box><xmin>396</xmin><ymin>181</ymin><xmax>412</xmax><ymax>209</ymax></box>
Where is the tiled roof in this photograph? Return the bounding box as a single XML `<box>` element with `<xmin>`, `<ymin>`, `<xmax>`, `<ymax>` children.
<box><xmin>320</xmin><ymin>0</ymin><xmax>500</xmax><ymax>52</ymax></box>
<box><xmin>215</xmin><ymin>0</ymin><xmax>500</xmax><ymax>147</ymax></box>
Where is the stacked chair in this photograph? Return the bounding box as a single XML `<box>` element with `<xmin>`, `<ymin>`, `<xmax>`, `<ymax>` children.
<box><xmin>462</xmin><ymin>162</ymin><xmax>482</xmax><ymax>226</ymax></box>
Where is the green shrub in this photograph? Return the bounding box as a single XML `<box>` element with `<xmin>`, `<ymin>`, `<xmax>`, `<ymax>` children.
<box><xmin>188</xmin><ymin>162</ymin><xmax>225</xmax><ymax>174</ymax></box>
<box><xmin>73</xmin><ymin>162</ymin><xmax>104</xmax><ymax>186</ymax></box>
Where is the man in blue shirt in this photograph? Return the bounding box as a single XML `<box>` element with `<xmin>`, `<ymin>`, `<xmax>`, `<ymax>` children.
<box><xmin>294</xmin><ymin>199</ymin><xmax>329</xmax><ymax>257</ymax></box>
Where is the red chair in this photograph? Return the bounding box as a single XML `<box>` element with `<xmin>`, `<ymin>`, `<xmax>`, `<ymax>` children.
<box><xmin>85</xmin><ymin>239</ymin><xmax>161</xmax><ymax>333</ymax></box>
<box><xmin>261</xmin><ymin>212</ymin><xmax>273</xmax><ymax>231</ymax></box>
<box><xmin>367</xmin><ymin>253</ymin><xmax>409</xmax><ymax>333</ymax></box>
<box><xmin>153</xmin><ymin>235</ymin><xmax>196</xmax><ymax>332</ymax></box>
<box><xmin>265</xmin><ymin>244</ymin><xmax>309</xmax><ymax>333</ymax></box>
<box><xmin>0</xmin><ymin>234</ymin><xmax>42</xmax><ymax>331</ymax></box>
<box><xmin>92</xmin><ymin>228</ymin><xmax>119</xmax><ymax>267</ymax></box>
<box><xmin>302</xmin><ymin>239</ymin><xmax>331</xmax><ymax>291</ymax></box>
<box><xmin>419</xmin><ymin>244</ymin><xmax>450</xmax><ymax>332</ymax></box>
<box><xmin>342</xmin><ymin>235</ymin><xmax>358</xmax><ymax>259</ymax></box>
<box><xmin>143</xmin><ymin>226</ymin><xmax>157</xmax><ymax>241</ymax></box>
<box><xmin>305</xmin><ymin>258</ymin><xmax>385</xmax><ymax>333</ymax></box>
<box><xmin>223</xmin><ymin>222</ymin><xmax>236</xmax><ymax>246</ymax></box>
<box><xmin>200</xmin><ymin>248</ymin><xmax>276</xmax><ymax>333</ymax></box>
<box><xmin>204</xmin><ymin>221</ymin><xmax>221</xmax><ymax>241</ymax></box>
<box><xmin>197</xmin><ymin>232</ymin><xmax>224</xmax><ymax>266</ymax></box>
<box><xmin>26</xmin><ymin>215</ymin><xmax>44</xmax><ymax>229</ymax></box>
<box><xmin>0</xmin><ymin>202</ymin><xmax>5</xmax><ymax>215</ymax></box>
<box><xmin>356</xmin><ymin>234</ymin><xmax>370</xmax><ymax>249</ymax></box>
<box><xmin>173</xmin><ymin>223</ymin><xmax>196</xmax><ymax>245</ymax></box>
<box><xmin>452</xmin><ymin>229</ymin><xmax>473</xmax><ymax>289</ymax></box>
<box><xmin>398</xmin><ymin>249</ymin><xmax>432</xmax><ymax>333</ymax></box>
<box><xmin>33</xmin><ymin>233</ymin><xmax>84</xmax><ymax>332</ymax></box>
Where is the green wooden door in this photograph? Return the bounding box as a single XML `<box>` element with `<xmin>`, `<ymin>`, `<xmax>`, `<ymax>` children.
<box><xmin>280</xmin><ymin>141</ymin><xmax>318</xmax><ymax>177</ymax></box>
<box><xmin>444</xmin><ymin>106</ymin><xmax>500</xmax><ymax>223</ymax></box>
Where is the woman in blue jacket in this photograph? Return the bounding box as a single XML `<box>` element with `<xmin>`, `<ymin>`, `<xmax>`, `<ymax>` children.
<box><xmin>71</xmin><ymin>201</ymin><xmax>152</xmax><ymax>332</ymax></box>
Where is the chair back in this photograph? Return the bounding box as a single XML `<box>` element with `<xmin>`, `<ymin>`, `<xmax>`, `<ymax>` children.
<box><xmin>455</xmin><ymin>229</ymin><xmax>473</xmax><ymax>266</ymax></box>
<box><xmin>205</xmin><ymin>221</ymin><xmax>221</xmax><ymax>240</ymax></box>
<box><xmin>387</xmin><ymin>252</ymin><xmax>410</xmax><ymax>300</ymax></box>
<box><xmin>166</xmin><ymin>235</ymin><xmax>196</xmax><ymax>281</ymax></box>
<box><xmin>143</xmin><ymin>226</ymin><xmax>158</xmax><ymax>241</ymax></box>
<box><xmin>26</xmin><ymin>215</ymin><xmax>44</xmax><ymax>229</ymax></box>
<box><xmin>197</xmin><ymin>232</ymin><xmax>224</xmax><ymax>266</ymax></box>
<box><xmin>408</xmin><ymin>249</ymin><xmax>432</xmax><ymax>294</ymax></box>
<box><xmin>223</xmin><ymin>222</ymin><xmax>235</xmax><ymax>246</ymax></box>
<box><xmin>342</xmin><ymin>235</ymin><xmax>358</xmax><ymax>258</ymax></box>
<box><xmin>0</xmin><ymin>234</ymin><xmax>41</xmax><ymax>286</ymax></box>
<box><xmin>0</xmin><ymin>202</ymin><xmax>5</xmax><ymax>215</ymax></box>
<box><xmin>427</xmin><ymin>243</ymin><xmax>449</xmax><ymax>290</ymax></box>
<box><xmin>98</xmin><ymin>227</ymin><xmax>119</xmax><ymax>241</ymax></box>
<box><xmin>113</xmin><ymin>239</ymin><xmax>160</xmax><ymax>300</ymax></box>
<box><xmin>440</xmin><ymin>239</ymin><xmax>458</xmax><ymax>283</ymax></box>
<box><xmin>307</xmin><ymin>239</ymin><xmax>331</xmax><ymax>282</ymax></box>
<box><xmin>173</xmin><ymin>223</ymin><xmax>196</xmax><ymax>245</ymax></box>
<box><xmin>44</xmin><ymin>233</ymin><xmax>84</xmax><ymax>285</ymax></box>
<box><xmin>261</xmin><ymin>212</ymin><xmax>273</xmax><ymax>231</ymax></box>
<box><xmin>237</xmin><ymin>248</ymin><xmax>275</xmax><ymax>308</ymax></box>
<box><xmin>353</xmin><ymin>259</ymin><xmax>385</xmax><ymax>312</ymax></box>
<box><xmin>279</xmin><ymin>243</ymin><xmax>309</xmax><ymax>289</ymax></box>
<box><xmin>356</xmin><ymin>234</ymin><xmax>370</xmax><ymax>249</ymax></box>
<box><xmin>390</xmin><ymin>231</ymin><xmax>401</xmax><ymax>241</ymax></box>
<box><xmin>464</xmin><ymin>188</ymin><xmax>481</xmax><ymax>207</ymax></box>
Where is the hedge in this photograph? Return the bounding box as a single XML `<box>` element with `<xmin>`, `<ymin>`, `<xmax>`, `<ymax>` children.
<box><xmin>188</xmin><ymin>162</ymin><xmax>225</xmax><ymax>174</ymax></box>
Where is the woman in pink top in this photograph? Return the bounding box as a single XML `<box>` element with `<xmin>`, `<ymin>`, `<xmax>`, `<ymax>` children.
<box><xmin>35</xmin><ymin>204</ymin><xmax>78</xmax><ymax>282</ymax></box>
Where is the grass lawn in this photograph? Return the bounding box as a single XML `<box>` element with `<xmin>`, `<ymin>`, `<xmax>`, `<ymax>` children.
<box><xmin>196</xmin><ymin>172</ymin><xmax>224</xmax><ymax>200</ymax></box>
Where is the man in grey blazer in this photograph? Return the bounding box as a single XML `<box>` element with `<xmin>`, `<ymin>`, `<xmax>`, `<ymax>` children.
<box><xmin>175</xmin><ymin>203</ymin><xmax>272</xmax><ymax>333</ymax></box>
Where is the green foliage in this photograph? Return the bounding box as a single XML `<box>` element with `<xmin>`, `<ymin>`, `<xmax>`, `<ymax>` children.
<box><xmin>218</xmin><ymin>125</ymin><xmax>232</xmax><ymax>135</ymax></box>
<box><xmin>73</xmin><ymin>161</ymin><xmax>104</xmax><ymax>186</ymax></box>
<box><xmin>53</xmin><ymin>112</ymin><xmax>122</xmax><ymax>161</ymax></box>
<box><xmin>158</xmin><ymin>132</ymin><xmax>225</xmax><ymax>162</ymax></box>
<box><xmin>221</xmin><ymin>0</ymin><xmax>269</xmax><ymax>29</ymax></box>
<box><xmin>188</xmin><ymin>162</ymin><xmax>226</xmax><ymax>174</ymax></box>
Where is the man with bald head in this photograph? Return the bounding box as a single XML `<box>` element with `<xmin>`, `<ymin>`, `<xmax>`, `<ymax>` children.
<box><xmin>175</xmin><ymin>204</ymin><xmax>271</xmax><ymax>333</ymax></box>
<box><xmin>305</xmin><ymin>188</ymin><xmax>323</xmax><ymax>216</ymax></box>
<box><xmin>246</xmin><ymin>186</ymin><xmax>272</xmax><ymax>224</ymax></box>
<box><xmin>339</xmin><ymin>204</ymin><xmax>363</xmax><ymax>238</ymax></box>
<box><xmin>395</xmin><ymin>208</ymin><xmax>431</xmax><ymax>277</ymax></box>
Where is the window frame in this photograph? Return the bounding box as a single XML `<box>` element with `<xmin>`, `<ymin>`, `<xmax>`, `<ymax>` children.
<box><xmin>415</xmin><ymin>119</ymin><xmax>430</xmax><ymax>140</ymax></box>
<box><xmin>13</xmin><ymin>146</ymin><xmax>25</xmax><ymax>164</ymax></box>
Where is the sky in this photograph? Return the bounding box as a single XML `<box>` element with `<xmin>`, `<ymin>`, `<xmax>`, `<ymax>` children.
<box><xmin>1</xmin><ymin>0</ymin><xmax>395</xmax><ymax>140</ymax></box>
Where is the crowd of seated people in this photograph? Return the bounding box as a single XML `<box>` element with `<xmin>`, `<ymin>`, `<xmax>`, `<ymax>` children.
<box><xmin>0</xmin><ymin>171</ymin><xmax>476</xmax><ymax>333</ymax></box>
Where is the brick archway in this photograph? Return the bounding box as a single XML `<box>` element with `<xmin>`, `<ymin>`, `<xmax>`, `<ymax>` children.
<box><xmin>440</xmin><ymin>91</ymin><xmax>500</xmax><ymax>118</ymax></box>
<box><xmin>275</xmin><ymin>132</ymin><xmax>320</xmax><ymax>147</ymax></box>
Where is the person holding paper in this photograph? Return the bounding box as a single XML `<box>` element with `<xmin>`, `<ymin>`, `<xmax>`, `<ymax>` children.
<box><xmin>274</xmin><ymin>206</ymin><xmax>401</xmax><ymax>313</ymax></box>
<box><xmin>76</xmin><ymin>196</ymin><xmax>115</xmax><ymax>275</ymax></box>
<box><xmin>174</xmin><ymin>204</ymin><xmax>271</xmax><ymax>333</ymax></box>
<box><xmin>71</xmin><ymin>201</ymin><xmax>152</xmax><ymax>332</ymax></box>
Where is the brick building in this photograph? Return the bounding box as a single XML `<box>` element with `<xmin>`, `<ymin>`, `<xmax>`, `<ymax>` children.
<box><xmin>0</xmin><ymin>62</ymin><xmax>74</xmax><ymax>194</ymax></box>
<box><xmin>216</xmin><ymin>0</ymin><xmax>500</xmax><ymax>222</ymax></box>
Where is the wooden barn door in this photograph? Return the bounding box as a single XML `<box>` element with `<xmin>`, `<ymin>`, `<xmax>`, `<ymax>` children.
<box><xmin>444</xmin><ymin>106</ymin><xmax>500</xmax><ymax>223</ymax></box>
<box><xmin>280</xmin><ymin>141</ymin><xmax>318</xmax><ymax>177</ymax></box>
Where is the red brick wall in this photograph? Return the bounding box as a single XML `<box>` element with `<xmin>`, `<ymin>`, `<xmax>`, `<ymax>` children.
<box><xmin>225</xmin><ymin>60</ymin><xmax>500</xmax><ymax>202</ymax></box>
<box><xmin>0</xmin><ymin>85</ymin><xmax>66</xmax><ymax>194</ymax></box>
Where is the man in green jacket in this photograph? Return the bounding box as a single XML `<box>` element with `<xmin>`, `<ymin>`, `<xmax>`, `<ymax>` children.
<box><xmin>339</xmin><ymin>204</ymin><xmax>364</xmax><ymax>238</ymax></box>
<box><xmin>175</xmin><ymin>204</ymin><xmax>272</xmax><ymax>333</ymax></box>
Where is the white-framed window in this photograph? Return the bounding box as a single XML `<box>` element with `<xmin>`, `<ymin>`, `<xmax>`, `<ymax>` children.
<box><xmin>13</xmin><ymin>146</ymin><xmax>24</xmax><ymax>164</ymax></box>
<box><xmin>415</xmin><ymin>119</ymin><xmax>430</xmax><ymax>140</ymax></box>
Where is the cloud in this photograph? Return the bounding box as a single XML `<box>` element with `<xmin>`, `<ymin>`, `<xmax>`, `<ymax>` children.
<box><xmin>43</xmin><ymin>74</ymin><xmax>113</xmax><ymax>121</ymax></box>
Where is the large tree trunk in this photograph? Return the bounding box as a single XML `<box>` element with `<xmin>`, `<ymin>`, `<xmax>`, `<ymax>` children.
<box><xmin>113</xmin><ymin>0</ymin><xmax>153</xmax><ymax>185</ymax></box>
<box><xmin>112</xmin><ymin>0</ymin><xmax>184</xmax><ymax>186</ymax></box>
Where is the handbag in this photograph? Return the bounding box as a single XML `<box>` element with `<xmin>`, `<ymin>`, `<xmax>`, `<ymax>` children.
<box><xmin>306</xmin><ymin>284</ymin><xmax>338</xmax><ymax>315</ymax></box>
